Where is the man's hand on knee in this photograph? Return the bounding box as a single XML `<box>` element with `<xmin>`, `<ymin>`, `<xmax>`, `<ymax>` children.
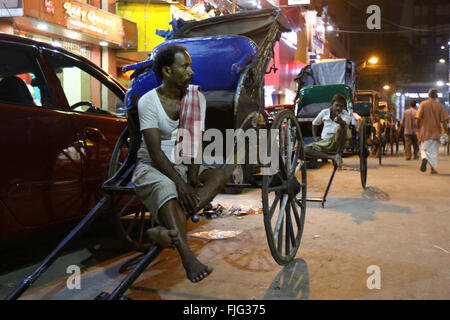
<box><xmin>188</xmin><ymin>175</ymin><xmax>204</xmax><ymax>188</ymax></box>
<box><xmin>175</xmin><ymin>179</ymin><xmax>200</xmax><ymax>214</ymax></box>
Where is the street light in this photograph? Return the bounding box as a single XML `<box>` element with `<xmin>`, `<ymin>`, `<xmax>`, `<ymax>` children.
<box><xmin>436</xmin><ymin>80</ymin><xmax>444</xmax><ymax>87</ymax></box>
<box><xmin>383</xmin><ymin>84</ymin><xmax>390</xmax><ymax>90</ymax></box>
<box><xmin>368</xmin><ymin>57</ymin><xmax>379</xmax><ymax>64</ymax></box>
<box><xmin>439</xmin><ymin>59</ymin><xmax>446</xmax><ymax>63</ymax></box>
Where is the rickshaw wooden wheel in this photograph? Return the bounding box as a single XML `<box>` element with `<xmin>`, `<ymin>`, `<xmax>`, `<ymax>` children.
<box><xmin>359</xmin><ymin>119</ymin><xmax>368</xmax><ymax>189</ymax></box>
<box><xmin>262</xmin><ymin>109</ymin><xmax>307</xmax><ymax>265</ymax></box>
<box><xmin>108</xmin><ymin>127</ymin><xmax>152</xmax><ymax>252</ymax></box>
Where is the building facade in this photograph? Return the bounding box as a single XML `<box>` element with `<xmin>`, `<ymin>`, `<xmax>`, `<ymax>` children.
<box><xmin>0</xmin><ymin>0</ymin><xmax>137</xmax><ymax>79</ymax></box>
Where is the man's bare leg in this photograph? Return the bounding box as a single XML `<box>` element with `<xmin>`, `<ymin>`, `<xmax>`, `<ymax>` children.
<box><xmin>194</xmin><ymin>168</ymin><xmax>229</xmax><ymax>210</ymax></box>
<box><xmin>304</xmin><ymin>126</ymin><xmax>348</xmax><ymax>168</ymax></box>
<box><xmin>304</xmin><ymin>147</ymin><xmax>337</xmax><ymax>163</ymax></box>
<box><xmin>334</xmin><ymin>126</ymin><xmax>348</xmax><ymax>155</ymax></box>
<box><xmin>156</xmin><ymin>168</ymin><xmax>228</xmax><ymax>282</ymax></box>
<box><xmin>158</xmin><ymin>200</ymin><xmax>213</xmax><ymax>282</ymax></box>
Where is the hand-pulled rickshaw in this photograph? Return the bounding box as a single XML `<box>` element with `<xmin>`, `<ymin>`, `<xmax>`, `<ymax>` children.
<box><xmin>354</xmin><ymin>89</ymin><xmax>383</xmax><ymax>165</ymax></box>
<box><xmin>7</xmin><ymin>9</ymin><xmax>309</xmax><ymax>300</ymax></box>
<box><xmin>269</xmin><ymin>59</ymin><xmax>370</xmax><ymax>207</ymax></box>
<box><xmin>374</xmin><ymin>100</ymin><xmax>399</xmax><ymax>158</ymax></box>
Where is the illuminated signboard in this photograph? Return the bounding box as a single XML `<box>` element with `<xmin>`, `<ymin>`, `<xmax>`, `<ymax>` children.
<box><xmin>22</xmin><ymin>0</ymin><xmax>128</xmax><ymax>45</ymax></box>
<box><xmin>62</xmin><ymin>1</ymin><xmax>125</xmax><ymax>40</ymax></box>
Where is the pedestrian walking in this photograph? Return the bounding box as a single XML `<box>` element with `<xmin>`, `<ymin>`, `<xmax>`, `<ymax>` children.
<box><xmin>398</xmin><ymin>100</ymin><xmax>419</xmax><ymax>160</ymax></box>
<box><xmin>415</xmin><ymin>88</ymin><xmax>449</xmax><ymax>174</ymax></box>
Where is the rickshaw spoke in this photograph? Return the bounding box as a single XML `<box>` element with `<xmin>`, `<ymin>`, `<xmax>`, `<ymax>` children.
<box><xmin>285</xmin><ymin>204</ymin><xmax>296</xmax><ymax>255</ymax></box>
<box><xmin>268</xmin><ymin>184</ymin><xmax>287</xmax><ymax>193</ymax></box>
<box><xmin>276</xmin><ymin>218</ymin><xmax>284</xmax><ymax>254</ymax></box>
<box><xmin>291</xmin><ymin>149</ymin><xmax>302</xmax><ymax>176</ymax></box>
<box><xmin>290</xmin><ymin>198</ymin><xmax>301</xmax><ymax>228</ymax></box>
<box><xmin>126</xmin><ymin>210</ymin><xmax>140</xmax><ymax>236</ymax></box>
<box><xmin>138</xmin><ymin>209</ymin><xmax>146</xmax><ymax>243</ymax></box>
<box><xmin>273</xmin><ymin>194</ymin><xmax>288</xmax><ymax>243</ymax></box>
<box><xmin>286</xmin><ymin>119</ymin><xmax>292</xmax><ymax>174</ymax></box>
<box><xmin>295</xmin><ymin>197</ymin><xmax>305</xmax><ymax>210</ymax></box>
<box><xmin>269</xmin><ymin>193</ymin><xmax>281</xmax><ymax>220</ymax></box>
<box><xmin>117</xmin><ymin>195</ymin><xmax>137</xmax><ymax>218</ymax></box>
<box><xmin>278</xmin><ymin>123</ymin><xmax>288</xmax><ymax>178</ymax></box>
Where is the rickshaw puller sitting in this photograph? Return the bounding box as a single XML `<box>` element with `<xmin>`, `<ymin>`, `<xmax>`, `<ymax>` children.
<box><xmin>304</xmin><ymin>93</ymin><xmax>352</xmax><ymax>168</ymax></box>
<box><xmin>132</xmin><ymin>44</ymin><xmax>229</xmax><ymax>283</ymax></box>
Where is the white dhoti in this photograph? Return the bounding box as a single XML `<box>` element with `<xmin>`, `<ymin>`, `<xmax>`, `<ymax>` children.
<box><xmin>420</xmin><ymin>139</ymin><xmax>438</xmax><ymax>169</ymax></box>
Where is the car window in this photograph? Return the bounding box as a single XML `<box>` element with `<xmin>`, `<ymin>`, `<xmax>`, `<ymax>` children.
<box><xmin>44</xmin><ymin>51</ymin><xmax>124</xmax><ymax>117</ymax></box>
<box><xmin>0</xmin><ymin>43</ymin><xmax>52</xmax><ymax>108</ymax></box>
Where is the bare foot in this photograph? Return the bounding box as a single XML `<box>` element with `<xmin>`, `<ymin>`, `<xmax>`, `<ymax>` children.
<box><xmin>183</xmin><ymin>259</ymin><xmax>213</xmax><ymax>283</ymax></box>
<box><xmin>146</xmin><ymin>226</ymin><xmax>179</xmax><ymax>248</ymax></box>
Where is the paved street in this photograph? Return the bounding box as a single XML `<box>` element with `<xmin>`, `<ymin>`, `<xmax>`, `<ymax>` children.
<box><xmin>1</xmin><ymin>145</ymin><xmax>449</xmax><ymax>300</ymax></box>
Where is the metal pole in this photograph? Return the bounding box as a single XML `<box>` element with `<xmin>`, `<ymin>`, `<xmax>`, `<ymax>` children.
<box><xmin>108</xmin><ymin>245</ymin><xmax>163</xmax><ymax>300</ymax></box>
<box><xmin>5</xmin><ymin>195</ymin><xmax>111</xmax><ymax>300</ymax></box>
<box><xmin>321</xmin><ymin>164</ymin><xmax>338</xmax><ymax>207</ymax></box>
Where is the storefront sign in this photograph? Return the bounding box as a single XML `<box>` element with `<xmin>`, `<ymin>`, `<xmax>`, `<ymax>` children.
<box><xmin>63</xmin><ymin>2</ymin><xmax>114</xmax><ymax>28</ymax></box>
<box><xmin>61</xmin><ymin>1</ymin><xmax>123</xmax><ymax>39</ymax></box>
<box><xmin>21</xmin><ymin>0</ymin><xmax>131</xmax><ymax>45</ymax></box>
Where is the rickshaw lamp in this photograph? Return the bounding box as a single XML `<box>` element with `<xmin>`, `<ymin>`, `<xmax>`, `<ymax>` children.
<box><xmin>368</xmin><ymin>57</ymin><xmax>378</xmax><ymax>64</ymax></box>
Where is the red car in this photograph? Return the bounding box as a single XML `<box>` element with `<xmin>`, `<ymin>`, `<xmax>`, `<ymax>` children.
<box><xmin>0</xmin><ymin>33</ymin><xmax>127</xmax><ymax>245</ymax></box>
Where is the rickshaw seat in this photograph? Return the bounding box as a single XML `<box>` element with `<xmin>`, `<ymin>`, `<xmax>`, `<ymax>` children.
<box><xmin>124</xmin><ymin>36</ymin><xmax>257</xmax><ymax>110</ymax></box>
<box><xmin>354</xmin><ymin>102</ymin><xmax>372</xmax><ymax>117</ymax></box>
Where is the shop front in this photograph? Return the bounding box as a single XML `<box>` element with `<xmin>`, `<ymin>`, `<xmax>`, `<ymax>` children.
<box><xmin>264</xmin><ymin>1</ymin><xmax>307</xmax><ymax>106</ymax></box>
<box><xmin>115</xmin><ymin>0</ymin><xmax>210</xmax><ymax>87</ymax></box>
<box><xmin>0</xmin><ymin>0</ymin><xmax>137</xmax><ymax>79</ymax></box>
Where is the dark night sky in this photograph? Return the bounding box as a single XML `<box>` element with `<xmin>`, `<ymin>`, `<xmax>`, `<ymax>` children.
<box><xmin>340</xmin><ymin>0</ymin><xmax>449</xmax><ymax>90</ymax></box>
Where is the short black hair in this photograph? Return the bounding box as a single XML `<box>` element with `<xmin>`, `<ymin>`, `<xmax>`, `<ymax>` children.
<box><xmin>152</xmin><ymin>44</ymin><xmax>188</xmax><ymax>80</ymax></box>
<box><xmin>331</xmin><ymin>93</ymin><xmax>346</xmax><ymax>105</ymax></box>
<box><xmin>409</xmin><ymin>100</ymin><xmax>417</xmax><ymax>107</ymax></box>
<box><xmin>428</xmin><ymin>88</ymin><xmax>438</xmax><ymax>99</ymax></box>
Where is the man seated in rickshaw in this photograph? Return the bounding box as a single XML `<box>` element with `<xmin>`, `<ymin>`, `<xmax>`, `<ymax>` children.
<box><xmin>132</xmin><ymin>44</ymin><xmax>229</xmax><ymax>283</ymax></box>
<box><xmin>304</xmin><ymin>93</ymin><xmax>352</xmax><ymax>168</ymax></box>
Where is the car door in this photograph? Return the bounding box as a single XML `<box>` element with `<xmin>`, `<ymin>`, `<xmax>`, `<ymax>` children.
<box><xmin>41</xmin><ymin>50</ymin><xmax>127</xmax><ymax>214</ymax></box>
<box><xmin>0</xmin><ymin>41</ymin><xmax>84</xmax><ymax>229</ymax></box>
